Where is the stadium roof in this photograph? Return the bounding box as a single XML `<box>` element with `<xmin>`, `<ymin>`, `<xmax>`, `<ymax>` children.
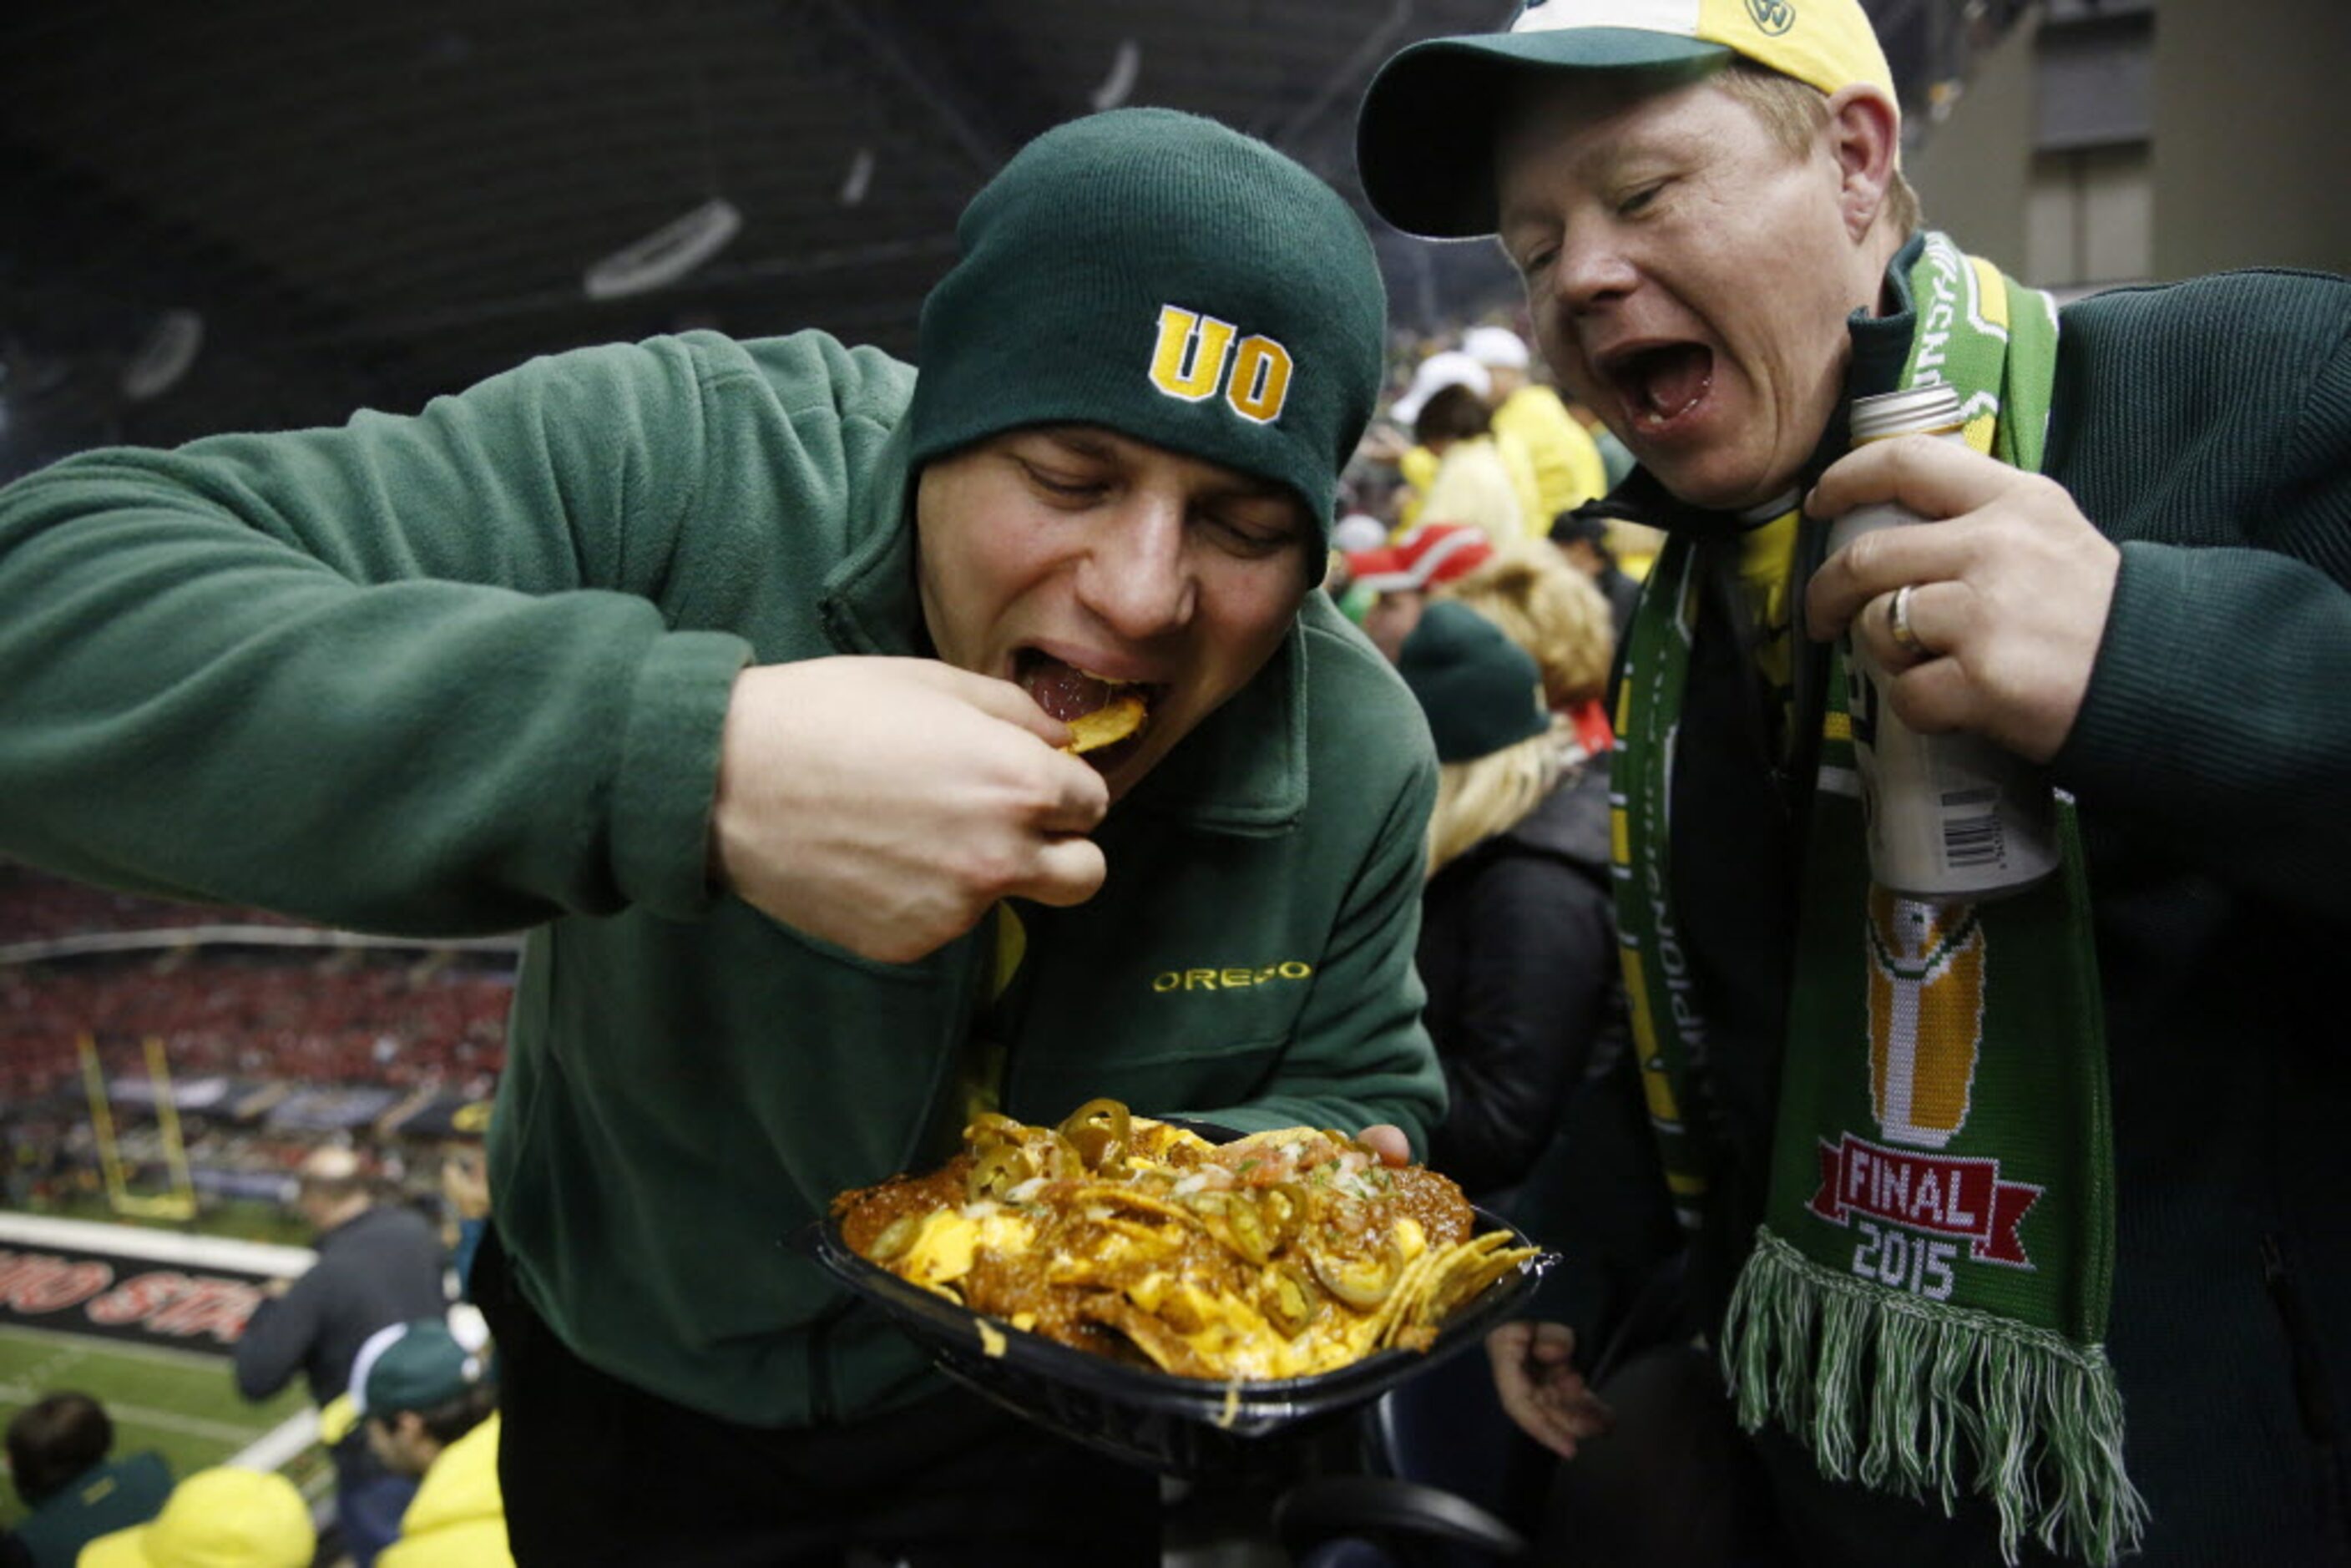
<box><xmin>0</xmin><ymin>0</ymin><xmax>1965</xmax><ymax>475</ymax></box>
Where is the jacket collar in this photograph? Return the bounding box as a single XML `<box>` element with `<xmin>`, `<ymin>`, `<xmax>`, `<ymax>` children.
<box><xmin>1849</xmin><ymin>230</ymin><xmax>1931</xmax><ymax>404</ymax></box>
<box><xmin>818</xmin><ymin>417</ymin><xmax>926</xmax><ymax>657</ymax></box>
<box><xmin>815</xmin><ymin>417</ymin><xmax>1310</xmax><ymax>835</ymax></box>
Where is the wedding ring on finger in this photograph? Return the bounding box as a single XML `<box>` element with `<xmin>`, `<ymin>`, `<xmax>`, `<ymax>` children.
<box><xmin>1887</xmin><ymin>583</ymin><xmax>1929</xmax><ymax>659</ymax></box>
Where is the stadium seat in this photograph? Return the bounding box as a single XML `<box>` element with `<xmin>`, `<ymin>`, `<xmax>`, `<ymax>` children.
<box><xmin>1272</xmin><ymin>1345</ymin><xmax>1549</xmax><ymax>1568</ymax></box>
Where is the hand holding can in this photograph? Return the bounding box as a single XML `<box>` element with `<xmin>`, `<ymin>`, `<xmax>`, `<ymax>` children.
<box><xmin>1827</xmin><ymin>385</ymin><xmax>2059</xmax><ymax>902</ymax></box>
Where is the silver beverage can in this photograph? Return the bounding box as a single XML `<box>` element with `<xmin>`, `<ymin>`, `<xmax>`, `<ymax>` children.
<box><xmin>1829</xmin><ymin>384</ymin><xmax>2060</xmax><ymax>901</ymax></box>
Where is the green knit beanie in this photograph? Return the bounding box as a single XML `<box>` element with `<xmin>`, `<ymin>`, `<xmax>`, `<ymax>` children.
<box><xmin>909</xmin><ymin>108</ymin><xmax>1387</xmax><ymax>568</ymax></box>
<box><xmin>1398</xmin><ymin>600</ymin><xmax>1550</xmax><ymax>763</ymax></box>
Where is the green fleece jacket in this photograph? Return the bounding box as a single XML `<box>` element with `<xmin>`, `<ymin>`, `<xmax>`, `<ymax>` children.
<box><xmin>1607</xmin><ymin>256</ymin><xmax>2351</xmax><ymax>1565</ymax></box>
<box><xmin>0</xmin><ymin>330</ymin><xmax>1445</xmax><ymax>1425</ymax></box>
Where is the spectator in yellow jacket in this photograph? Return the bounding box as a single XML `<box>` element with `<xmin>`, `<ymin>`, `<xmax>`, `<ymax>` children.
<box><xmin>1463</xmin><ymin>325</ymin><xmax>1607</xmax><ymax>524</ymax></box>
<box><xmin>76</xmin><ymin>1469</ymin><xmax>312</xmax><ymax>1568</ymax></box>
<box><xmin>1386</xmin><ymin>349</ymin><xmax>1547</xmax><ymax>536</ymax></box>
<box><xmin>1409</xmin><ymin>383</ymin><xmax>1527</xmax><ymax>549</ymax></box>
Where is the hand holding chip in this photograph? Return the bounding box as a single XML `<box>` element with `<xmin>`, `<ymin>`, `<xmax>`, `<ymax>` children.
<box><xmin>1356</xmin><ymin>1123</ymin><xmax>1413</xmax><ymax>1167</ymax></box>
<box><xmin>710</xmin><ymin>657</ymin><xmax>1111</xmax><ymax>964</ymax></box>
<box><xmin>1486</xmin><ymin>1320</ymin><xmax>1613</xmax><ymax>1460</ymax></box>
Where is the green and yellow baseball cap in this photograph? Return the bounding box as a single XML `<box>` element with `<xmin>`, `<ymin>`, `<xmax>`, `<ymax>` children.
<box><xmin>1358</xmin><ymin>0</ymin><xmax>1898</xmax><ymax>238</ymax></box>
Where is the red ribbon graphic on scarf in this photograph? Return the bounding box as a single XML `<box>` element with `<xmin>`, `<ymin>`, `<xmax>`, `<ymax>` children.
<box><xmin>1809</xmin><ymin>1133</ymin><xmax>2040</xmax><ymax>1267</ymax></box>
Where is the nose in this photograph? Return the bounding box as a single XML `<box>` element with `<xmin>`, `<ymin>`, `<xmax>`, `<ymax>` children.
<box><xmin>1550</xmin><ymin>220</ymin><xmax>1639</xmax><ymax>317</ymax></box>
<box><xmin>1075</xmin><ymin>493</ymin><xmax>1196</xmax><ymax>640</ymax></box>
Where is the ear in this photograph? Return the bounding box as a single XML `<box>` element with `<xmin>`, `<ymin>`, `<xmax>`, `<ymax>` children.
<box><xmin>1823</xmin><ymin>85</ymin><xmax>1902</xmax><ymax>243</ymax></box>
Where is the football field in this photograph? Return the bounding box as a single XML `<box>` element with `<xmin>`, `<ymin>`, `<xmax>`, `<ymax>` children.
<box><xmin>0</xmin><ymin>1319</ymin><xmax>326</xmax><ymax>1530</ymax></box>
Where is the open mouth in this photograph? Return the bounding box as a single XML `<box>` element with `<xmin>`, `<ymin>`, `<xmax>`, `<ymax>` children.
<box><xmin>1605</xmin><ymin>343</ymin><xmax>1714</xmax><ymax>432</ymax></box>
<box><xmin>1016</xmin><ymin>651</ymin><xmax>1166</xmax><ymax>771</ymax></box>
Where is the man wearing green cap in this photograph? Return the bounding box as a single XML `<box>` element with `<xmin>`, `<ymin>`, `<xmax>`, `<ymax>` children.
<box><xmin>1358</xmin><ymin>3</ymin><xmax>2351</xmax><ymax>1565</ymax></box>
<box><xmin>347</xmin><ymin>1320</ymin><xmax>508</xmax><ymax>1568</ymax></box>
<box><xmin>0</xmin><ymin>108</ymin><xmax>1439</xmax><ymax>1562</ymax></box>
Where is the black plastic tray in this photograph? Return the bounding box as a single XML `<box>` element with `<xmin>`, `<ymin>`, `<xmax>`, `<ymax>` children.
<box><xmin>801</xmin><ymin>1203</ymin><xmax>1551</xmax><ymax>1477</ymax></box>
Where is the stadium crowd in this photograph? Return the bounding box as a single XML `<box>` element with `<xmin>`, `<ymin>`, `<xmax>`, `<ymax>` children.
<box><xmin>0</xmin><ymin>955</ymin><xmax>510</xmax><ymax>1105</ymax></box>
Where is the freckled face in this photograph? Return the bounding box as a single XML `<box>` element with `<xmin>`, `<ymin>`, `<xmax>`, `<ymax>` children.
<box><xmin>915</xmin><ymin>426</ymin><xmax>1313</xmax><ymax>801</ymax></box>
<box><xmin>1496</xmin><ymin>75</ymin><xmax>1883</xmax><ymax>512</ymax></box>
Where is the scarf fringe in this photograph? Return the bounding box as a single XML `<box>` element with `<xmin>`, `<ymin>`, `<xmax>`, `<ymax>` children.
<box><xmin>1724</xmin><ymin>1228</ymin><xmax>2147</xmax><ymax>1567</ymax></box>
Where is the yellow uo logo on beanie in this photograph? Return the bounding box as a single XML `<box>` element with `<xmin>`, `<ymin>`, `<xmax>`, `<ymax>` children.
<box><xmin>1149</xmin><ymin>305</ymin><xmax>1293</xmax><ymax>424</ymax></box>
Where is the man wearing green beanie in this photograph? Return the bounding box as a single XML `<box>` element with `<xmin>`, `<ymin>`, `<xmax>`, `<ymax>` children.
<box><xmin>0</xmin><ymin>108</ymin><xmax>1440</xmax><ymax>1563</ymax></box>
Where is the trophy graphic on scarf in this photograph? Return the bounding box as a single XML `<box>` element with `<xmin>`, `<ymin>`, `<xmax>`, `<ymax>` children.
<box><xmin>1863</xmin><ymin>888</ymin><xmax>1985</xmax><ymax>1150</ymax></box>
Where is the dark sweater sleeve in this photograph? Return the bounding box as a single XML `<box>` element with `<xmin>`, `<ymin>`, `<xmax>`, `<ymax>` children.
<box><xmin>230</xmin><ymin>1284</ymin><xmax>317</xmax><ymax>1403</ymax></box>
<box><xmin>2054</xmin><ymin>286</ymin><xmax>2351</xmax><ymax>918</ymax></box>
<box><xmin>1427</xmin><ymin>853</ymin><xmax>1616</xmax><ymax>1196</ymax></box>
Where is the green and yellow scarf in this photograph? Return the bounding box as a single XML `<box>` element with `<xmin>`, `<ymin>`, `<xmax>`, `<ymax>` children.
<box><xmin>1610</xmin><ymin>234</ymin><xmax>2146</xmax><ymax>1565</ymax></box>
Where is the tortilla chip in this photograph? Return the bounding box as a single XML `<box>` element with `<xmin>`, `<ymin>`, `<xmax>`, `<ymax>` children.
<box><xmin>1062</xmin><ymin>694</ymin><xmax>1147</xmax><ymax>755</ymax></box>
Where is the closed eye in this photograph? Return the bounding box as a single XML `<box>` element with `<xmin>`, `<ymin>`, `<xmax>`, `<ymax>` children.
<box><xmin>1197</xmin><ymin>508</ymin><xmax>1299</xmax><ymax>559</ymax></box>
<box><xmin>1019</xmin><ymin>461</ymin><xmax>1109</xmax><ymax>504</ymax></box>
<box><xmin>1497</xmin><ymin>220</ymin><xmax>1556</xmax><ymax>283</ymax></box>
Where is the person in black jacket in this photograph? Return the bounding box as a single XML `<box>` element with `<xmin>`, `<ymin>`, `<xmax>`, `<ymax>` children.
<box><xmin>1397</xmin><ymin>600</ymin><xmax>1618</xmax><ymax>1205</ymax></box>
<box><xmin>1547</xmin><ymin>508</ymin><xmax>1642</xmax><ymax>649</ymax></box>
<box><xmin>233</xmin><ymin>1146</ymin><xmax>447</xmax><ymax>1568</ymax></box>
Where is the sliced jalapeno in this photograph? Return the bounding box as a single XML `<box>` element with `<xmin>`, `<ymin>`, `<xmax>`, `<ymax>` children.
<box><xmin>1058</xmin><ymin>1097</ymin><xmax>1133</xmax><ymax>1172</ymax></box>
<box><xmin>1308</xmin><ymin>1236</ymin><xmax>1403</xmax><ymax>1310</ymax></box>
<box><xmin>1260</xmin><ymin>1182</ymin><xmax>1307</xmax><ymax>1238</ymax></box>
<box><xmin>964</xmin><ymin>1111</ymin><xmax>1026</xmax><ymax>1148</ymax></box>
<box><xmin>1262</xmin><ymin>1263</ymin><xmax>1317</xmax><ymax>1337</ymax></box>
<box><xmin>965</xmin><ymin>1141</ymin><xmax>1036</xmax><ymax>1203</ymax></box>
<box><xmin>1221</xmin><ymin>1192</ymin><xmax>1276</xmax><ymax>1266</ymax></box>
<box><xmin>1044</xmin><ymin>1130</ymin><xmax>1085</xmax><ymax>1181</ymax></box>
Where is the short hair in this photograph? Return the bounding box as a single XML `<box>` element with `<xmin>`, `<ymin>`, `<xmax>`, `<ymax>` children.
<box><xmin>1413</xmin><ymin>382</ymin><xmax>1494</xmax><ymax>447</ymax></box>
<box><xmin>7</xmin><ymin>1392</ymin><xmax>113</xmax><ymax>1506</ymax></box>
<box><xmin>1716</xmin><ymin>60</ymin><xmax>1923</xmax><ymax>240</ymax></box>
<box><xmin>372</xmin><ymin>1379</ymin><xmax>498</xmax><ymax>1451</ymax></box>
<box><xmin>1438</xmin><ymin>543</ymin><xmax>1615</xmax><ymax>709</ymax></box>
<box><xmin>296</xmin><ymin>1146</ymin><xmax>368</xmax><ymax>1209</ymax></box>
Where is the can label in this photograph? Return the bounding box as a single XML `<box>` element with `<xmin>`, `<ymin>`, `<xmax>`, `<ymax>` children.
<box><xmin>1844</xmin><ymin>645</ymin><xmax>2060</xmax><ymax>898</ymax></box>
